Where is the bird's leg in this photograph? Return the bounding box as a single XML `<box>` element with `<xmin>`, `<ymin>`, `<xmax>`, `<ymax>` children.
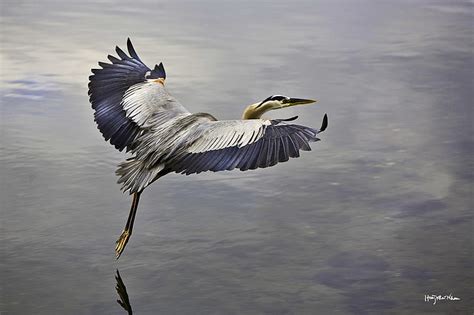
<box><xmin>115</xmin><ymin>191</ymin><xmax>141</xmax><ymax>259</ymax></box>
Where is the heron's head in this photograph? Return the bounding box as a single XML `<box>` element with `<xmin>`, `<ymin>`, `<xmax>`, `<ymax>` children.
<box><xmin>242</xmin><ymin>95</ymin><xmax>316</xmax><ymax>119</ymax></box>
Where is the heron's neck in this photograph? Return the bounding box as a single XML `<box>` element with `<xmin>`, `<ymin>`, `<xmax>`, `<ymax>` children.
<box><xmin>242</xmin><ymin>103</ymin><xmax>272</xmax><ymax>120</ymax></box>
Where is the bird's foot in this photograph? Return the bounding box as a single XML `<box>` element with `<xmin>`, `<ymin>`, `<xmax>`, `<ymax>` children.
<box><xmin>115</xmin><ymin>230</ymin><xmax>130</xmax><ymax>259</ymax></box>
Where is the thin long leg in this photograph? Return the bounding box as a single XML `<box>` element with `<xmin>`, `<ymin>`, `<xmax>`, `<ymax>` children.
<box><xmin>115</xmin><ymin>191</ymin><xmax>141</xmax><ymax>259</ymax></box>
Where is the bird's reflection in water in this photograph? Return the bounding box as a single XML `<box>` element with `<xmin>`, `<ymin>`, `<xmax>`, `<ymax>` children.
<box><xmin>115</xmin><ymin>270</ymin><xmax>133</xmax><ymax>314</ymax></box>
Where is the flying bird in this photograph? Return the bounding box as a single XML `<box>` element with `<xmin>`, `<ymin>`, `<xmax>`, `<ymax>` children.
<box><xmin>88</xmin><ymin>39</ymin><xmax>328</xmax><ymax>258</ymax></box>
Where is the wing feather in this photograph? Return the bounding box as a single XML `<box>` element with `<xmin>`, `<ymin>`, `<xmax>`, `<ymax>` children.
<box><xmin>165</xmin><ymin>115</ymin><xmax>328</xmax><ymax>175</ymax></box>
<box><xmin>88</xmin><ymin>38</ymin><xmax>189</xmax><ymax>152</ymax></box>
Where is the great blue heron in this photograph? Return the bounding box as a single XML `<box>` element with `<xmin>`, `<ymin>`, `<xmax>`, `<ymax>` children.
<box><xmin>88</xmin><ymin>39</ymin><xmax>328</xmax><ymax>258</ymax></box>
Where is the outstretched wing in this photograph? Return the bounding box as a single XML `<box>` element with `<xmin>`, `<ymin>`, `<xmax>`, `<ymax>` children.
<box><xmin>166</xmin><ymin>114</ymin><xmax>328</xmax><ymax>175</ymax></box>
<box><xmin>88</xmin><ymin>38</ymin><xmax>189</xmax><ymax>152</ymax></box>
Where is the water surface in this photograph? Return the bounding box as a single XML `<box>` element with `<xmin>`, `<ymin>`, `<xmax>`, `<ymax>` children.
<box><xmin>1</xmin><ymin>0</ymin><xmax>473</xmax><ymax>314</ymax></box>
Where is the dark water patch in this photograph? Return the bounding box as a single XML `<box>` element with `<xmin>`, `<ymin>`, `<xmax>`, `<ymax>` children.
<box><xmin>327</xmin><ymin>251</ymin><xmax>389</xmax><ymax>271</ymax></box>
<box><xmin>299</xmin><ymin>208</ymin><xmax>352</xmax><ymax>225</ymax></box>
<box><xmin>345</xmin><ymin>295</ymin><xmax>396</xmax><ymax>315</ymax></box>
<box><xmin>315</xmin><ymin>269</ymin><xmax>395</xmax><ymax>314</ymax></box>
<box><xmin>400</xmin><ymin>265</ymin><xmax>433</xmax><ymax>282</ymax></box>
<box><xmin>5</xmin><ymin>88</ymin><xmax>48</xmax><ymax>97</ymax></box>
<box><xmin>423</xmin><ymin>214</ymin><xmax>473</xmax><ymax>231</ymax></box>
<box><xmin>314</xmin><ymin>266</ymin><xmax>390</xmax><ymax>290</ymax></box>
<box><xmin>8</xmin><ymin>79</ymin><xmax>39</xmax><ymax>85</ymax></box>
<box><xmin>209</xmin><ymin>244</ymin><xmax>262</xmax><ymax>260</ymax></box>
<box><xmin>315</xmin><ymin>251</ymin><xmax>394</xmax><ymax>314</ymax></box>
<box><xmin>392</xmin><ymin>199</ymin><xmax>446</xmax><ymax>218</ymax></box>
<box><xmin>445</xmin><ymin>215</ymin><xmax>473</xmax><ymax>226</ymax></box>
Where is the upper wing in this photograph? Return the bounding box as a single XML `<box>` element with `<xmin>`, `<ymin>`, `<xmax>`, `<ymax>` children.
<box><xmin>88</xmin><ymin>38</ymin><xmax>189</xmax><ymax>152</ymax></box>
<box><xmin>165</xmin><ymin>114</ymin><xmax>328</xmax><ymax>175</ymax></box>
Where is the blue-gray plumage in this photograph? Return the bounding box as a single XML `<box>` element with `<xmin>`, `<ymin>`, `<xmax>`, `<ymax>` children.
<box><xmin>88</xmin><ymin>39</ymin><xmax>328</xmax><ymax>258</ymax></box>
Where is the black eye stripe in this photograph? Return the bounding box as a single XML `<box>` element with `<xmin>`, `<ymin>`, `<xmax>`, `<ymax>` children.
<box><xmin>255</xmin><ymin>95</ymin><xmax>289</xmax><ymax>108</ymax></box>
<box><xmin>256</xmin><ymin>96</ymin><xmax>273</xmax><ymax>108</ymax></box>
<box><xmin>271</xmin><ymin>95</ymin><xmax>286</xmax><ymax>101</ymax></box>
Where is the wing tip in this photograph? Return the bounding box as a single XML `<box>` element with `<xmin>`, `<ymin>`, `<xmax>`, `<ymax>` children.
<box><xmin>107</xmin><ymin>54</ymin><xmax>119</xmax><ymax>63</ymax></box>
<box><xmin>127</xmin><ymin>37</ymin><xmax>141</xmax><ymax>61</ymax></box>
<box><xmin>115</xmin><ymin>45</ymin><xmax>129</xmax><ymax>60</ymax></box>
<box><xmin>319</xmin><ymin>113</ymin><xmax>328</xmax><ymax>132</ymax></box>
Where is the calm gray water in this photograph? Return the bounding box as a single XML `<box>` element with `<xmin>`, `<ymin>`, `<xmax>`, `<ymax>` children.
<box><xmin>1</xmin><ymin>0</ymin><xmax>473</xmax><ymax>314</ymax></box>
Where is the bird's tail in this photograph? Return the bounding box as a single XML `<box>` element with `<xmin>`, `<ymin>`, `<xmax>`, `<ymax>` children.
<box><xmin>116</xmin><ymin>158</ymin><xmax>165</xmax><ymax>194</ymax></box>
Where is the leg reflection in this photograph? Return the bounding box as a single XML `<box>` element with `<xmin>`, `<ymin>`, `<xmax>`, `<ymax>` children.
<box><xmin>115</xmin><ymin>269</ymin><xmax>133</xmax><ymax>314</ymax></box>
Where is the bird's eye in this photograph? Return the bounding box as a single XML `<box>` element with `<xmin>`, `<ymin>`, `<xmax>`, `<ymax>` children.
<box><xmin>281</xmin><ymin>97</ymin><xmax>291</xmax><ymax>104</ymax></box>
